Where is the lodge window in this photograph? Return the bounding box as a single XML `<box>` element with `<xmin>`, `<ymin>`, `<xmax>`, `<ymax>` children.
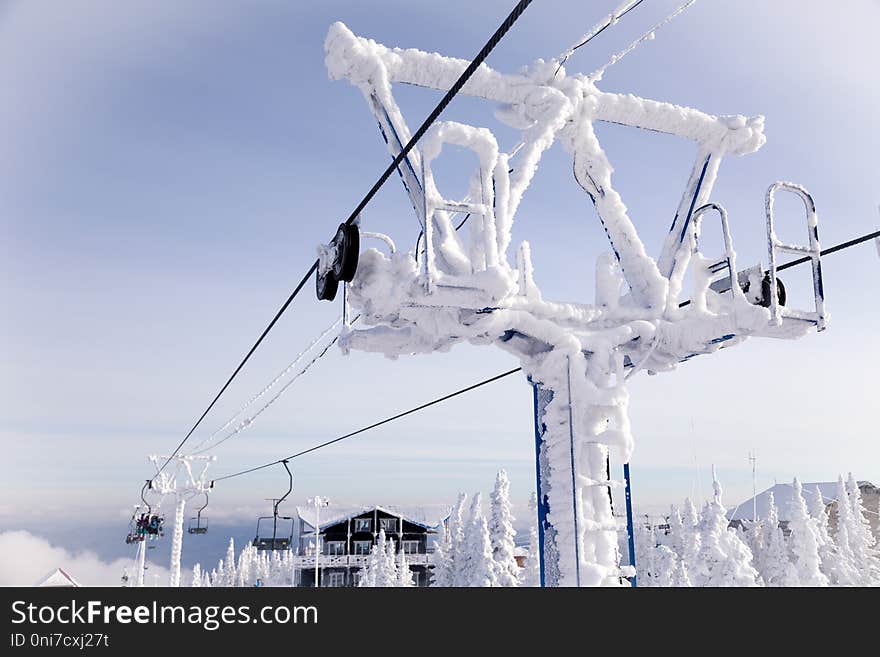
<box><xmin>325</xmin><ymin>541</ymin><xmax>345</xmax><ymax>556</ymax></box>
<box><xmin>403</xmin><ymin>540</ymin><xmax>420</xmax><ymax>554</ymax></box>
<box><xmin>324</xmin><ymin>571</ymin><xmax>345</xmax><ymax>587</ymax></box>
<box><xmin>380</xmin><ymin>518</ymin><xmax>399</xmax><ymax>533</ymax></box>
<box><xmin>353</xmin><ymin>518</ymin><xmax>371</xmax><ymax>532</ymax></box>
<box><xmin>354</xmin><ymin>540</ymin><xmax>372</xmax><ymax>555</ymax></box>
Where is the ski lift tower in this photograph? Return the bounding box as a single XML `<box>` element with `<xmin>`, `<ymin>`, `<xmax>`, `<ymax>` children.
<box><xmin>321</xmin><ymin>22</ymin><xmax>827</xmax><ymax>586</ymax></box>
<box><xmin>148</xmin><ymin>454</ymin><xmax>216</xmax><ymax>587</ymax></box>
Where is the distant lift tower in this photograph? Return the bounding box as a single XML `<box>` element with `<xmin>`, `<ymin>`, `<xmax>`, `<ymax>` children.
<box><xmin>148</xmin><ymin>454</ymin><xmax>215</xmax><ymax>587</ymax></box>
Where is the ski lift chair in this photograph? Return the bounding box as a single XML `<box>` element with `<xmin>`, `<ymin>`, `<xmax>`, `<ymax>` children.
<box><xmin>251</xmin><ymin>460</ymin><xmax>295</xmax><ymax>551</ymax></box>
<box><xmin>253</xmin><ymin>515</ymin><xmax>294</xmax><ymax>551</ymax></box>
<box><xmin>188</xmin><ymin>492</ymin><xmax>210</xmax><ymax>535</ymax></box>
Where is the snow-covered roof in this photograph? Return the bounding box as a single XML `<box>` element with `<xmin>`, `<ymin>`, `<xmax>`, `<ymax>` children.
<box><xmin>296</xmin><ymin>504</ymin><xmax>450</xmax><ymax>531</ymax></box>
<box><xmin>35</xmin><ymin>568</ymin><xmax>80</xmax><ymax>587</ymax></box>
<box><xmin>727</xmin><ymin>481</ymin><xmax>875</xmax><ymax>522</ymax></box>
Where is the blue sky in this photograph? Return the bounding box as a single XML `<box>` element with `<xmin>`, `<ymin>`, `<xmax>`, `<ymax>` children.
<box><xmin>1</xmin><ymin>0</ymin><xmax>879</xmax><ymax>539</ymax></box>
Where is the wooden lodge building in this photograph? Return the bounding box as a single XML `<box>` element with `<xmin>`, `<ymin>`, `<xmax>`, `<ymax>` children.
<box><xmin>292</xmin><ymin>505</ymin><xmax>449</xmax><ymax>587</ymax></box>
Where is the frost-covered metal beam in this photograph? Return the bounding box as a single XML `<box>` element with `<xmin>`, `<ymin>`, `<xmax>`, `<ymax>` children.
<box><xmin>326</xmin><ymin>22</ymin><xmax>765</xmax><ymax>150</ymax></box>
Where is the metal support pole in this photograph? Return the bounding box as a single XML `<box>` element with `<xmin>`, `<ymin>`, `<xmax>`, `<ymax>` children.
<box><xmin>135</xmin><ymin>539</ymin><xmax>146</xmax><ymax>588</ymax></box>
<box><xmin>169</xmin><ymin>496</ymin><xmax>186</xmax><ymax>587</ymax></box>
<box><xmin>623</xmin><ymin>462</ymin><xmax>637</xmax><ymax>588</ymax></box>
<box><xmin>314</xmin><ymin>505</ymin><xmax>320</xmax><ymax>588</ymax></box>
<box><xmin>565</xmin><ymin>357</ymin><xmax>582</xmax><ymax>587</ymax></box>
<box><xmin>531</xmin><ymin>382</ymin><xmax>551</xmax><ymax>587</ymax></box>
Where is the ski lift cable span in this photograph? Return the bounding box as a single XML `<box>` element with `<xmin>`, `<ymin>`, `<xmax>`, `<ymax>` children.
<box><xmin>188</xmin><ymin>320</ymin><xmax>352</xmax><ymax>456</ymax></box>
<box><xmin>148</xmin><ymin>0</ymin><xmax>535</xmax><ymax>483</ymax></box>
<box><xmin>588</xmin><ymin>0</ymin><xmax>699</xmax><ymax>82</ymax></box>
<box><xmin>207</xmin><ymin>226</ymin><xmax>878</xmax><ymax>485</ymax></box>
<box><xmin>554</xmin><ymin>0</ymin><xmax>648</xmax><ymax>74</ymax></box>
<box><xmin>211</xmin><ymin>367</ymin><xmax>524</xmax><ymax>484</ymax></box>
<box><xmin>189</xmin><ymin>315</ymin><xmax>344</xmax><ymax>454</ymax></box>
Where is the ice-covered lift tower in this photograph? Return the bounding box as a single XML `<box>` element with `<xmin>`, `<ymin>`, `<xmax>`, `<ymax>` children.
<box><xmin>323</xmin><ymin>21</ymin><xmax>827</xmax><ymax>586</ymax></box>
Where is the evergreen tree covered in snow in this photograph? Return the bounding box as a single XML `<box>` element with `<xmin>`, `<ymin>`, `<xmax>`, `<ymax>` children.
<box><xmin>786</xmin><ymin>478</ymin><xmax>828</xmax><ymax>586</ymax></box>
<box><xmin>808</xmin><ymin>485</ymin><xmax>857</xmax><ymax>586</ymax></box>
<box><xmin>668</xmin><ymin>505</ymin><xmax>685</xmax><ymax>558</ymax></box>
<box><xmin>358</xmin><ymin>540</ymin><xmax>379</xmax><ymax>588</ymax></box>
<box><xmin>222</xmin><ymin>538</ymin><xmax>236</xmax><ymax>587</ymax></box>
<box><xmin>432</xmin><ymin>493</ymin><xmax>467</xmax><ymax>587</ymax></box>
<box><xmin>692</xmin><ymin>473</ymin><xmax>759</xmax><ymax>587</ymax></box>
<box><xmin>755</xmin><ymin>492</ymin><xmax>797</xmax><ymax>586</ymax></box>
<box><xmin>358</xmin><ymin>530</ymin><xmax>400</xmax><ymax>587</ymax></box>
<box><xmin>846</xmin><ymin>472</ymin><xmax>880</xmax><ymax>586</ymax></box>
<box><xmin>397</xmin><ymin>545</ymin><xmax>415</xmax><ymax>587</ymax></box>
<box><xmin>519</xmin><ymin>492</ymin><xmax>541</xmax><ymax>587</ymax></box>
<box><xmin>358</xmin><ymin>530</ymin><xmax>410</xmax><ymax>588</ymax></box>
<box><xmin>845</xmin><ymin>473</ymin><xmax>880</xmax><ymax>584</ymax></box>
<box><xmin>191</xmin><ymin>563</ymin><xmax>202</xmax><ymax>588</ymax></box>
<box><xmin>651</xmin><ymin>545</ymin><xmax>679</xmax><ymax>587</ymax></box>
<box><xmin>449</xmin><ymin>493</ymin><xmax>469</xmax><ymax>587</ymax></box>
<box><xmin>236</xmin><ymin>543</ymin><xmax>253</xmax><ymax>587</ymax></box>
<box><xmin>380</xmin><ymin>535</ymin><xmax>400</xmax><ymax>587</ymax></box>
<box><xmin>431</xmin><ymin>521</ymin><xmax>454</xmax><ymax>587</ymax></box>
<box><xmin>677</xmin><ymin>498</ymin><xmax>701</xmax><ymax>576</ymax></box>
<box><xmin>460</xmin><ymin>493</ymin><xmax>498</xmax><ymax>587</ymax></box>
<box><xmin>634</xmin><ymin>522</ymin><xmax>659</xmax><ymax>586</ymax></box>
<box><xmin>489</xmin><ymin>470</ymin><xmax>519</xmax><ymax>587</ymax></box>
<box><xmin>670</xmin><ymin>551</ymin><xmax>692</xmax><ymax>587</ymax></box>
<box><xmin>831</xmin><ymin>476</ymin><xmax>861</xmax><ymax>586</ymax></box>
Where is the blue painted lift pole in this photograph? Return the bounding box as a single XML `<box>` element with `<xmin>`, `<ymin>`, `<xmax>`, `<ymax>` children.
<box><xmin>531</xmin><ymin>382</ymin><xmax>549</xmax><ymax>587</ymax></box>
<box><xmin>624</xmin><ymin>462</ymin><xmax>637</xmax><ymax>587</ymax></box>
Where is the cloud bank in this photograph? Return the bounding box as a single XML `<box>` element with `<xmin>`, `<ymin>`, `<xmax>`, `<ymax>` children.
<box><xmin>0</xmin><ymin>531</ymin><xmax>168</xmax><ymax>587</ymax></box>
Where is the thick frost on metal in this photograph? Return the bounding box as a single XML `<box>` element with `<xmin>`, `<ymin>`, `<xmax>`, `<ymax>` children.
<box><xmin>325</xmin><ymin>21</ymin><xmax>826</xmax><ymax>586</ymax></box>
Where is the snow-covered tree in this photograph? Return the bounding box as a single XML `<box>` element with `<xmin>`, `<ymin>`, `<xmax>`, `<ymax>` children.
<box><xmin>449</xmin><ymin>493</ymin><xmax>469</xmax><ymax>587</ymax></box>
<box><xmin>651</xmin><ymin>545</ymin><xmax>680</xmax><ymax>587</ymax></box>
<box><xmin>397</xmin><ymin>545</ymin><xmax>415</xmax><ymax>587</ymax></box>
<box><xmin>432</xmin><ymin>493</ymin><xmax>469</xmax><ymax>587</ymax></box>
<box><xmin>358</xmin><ymin>530</ymin><xmax>395</xmax><ymax>587</ymax></box>
<box><xmin>634</xmin><ymin>522</ymin><xmax>658</xmax><ymax>586</ymax></box>
<box><xmin>691</xmin><ymin>473</ymin><xmax>759</xmax><ymax>587</ymax></box>
<box><xmin>357</xmin><ymin>532</ymin><xmax>413</xmax><ymax>588</ymax></box>
<box><xmin>670</xmin><ymin>553</ymin><xmax>692</xmax><ymax>587</ymax></box>
<box><xmin>668</xmin><ymin>505</ymin><xmax>685</xmax><ymax>557</ymax></box>
<box><xmin>754</xmin><ymin>492</ymin><xmax>797</xmax><ymax>586</ymax></box>
<box><xmin>633</xmin><ymin>515</ymin><xmax>692</xmax><ymax>587</ymax></box>
<box><xmin>519</xmin><ymin>492</ymin><xmax>541</xmax><ymax>587</ymax></box>
<box><xmin>830</xmin><ymin>476</ymin><xmax>862</xmax><ymax>585</ymax></box>
<box><xmin>786</xmin><ymin>478</ymin><xmax>828</xmax><ymax>586</ymax></box>
<box><xmin>380</xmin><ymin>535</ymin><xmax>400</xmax><ymax>586</ymax></box>
<box><xmin>489</xmin><ymin>470</ymin><xmax>519</xmax><ymax>587</ymax></box>
<box><xmin>236</xmin><ymin>544</ymin><xmax>253</xmax><ymax>587</ymax></box>
<box><xmin>222</xmin><ymin>538</ymin><xmax>236</xmax><ymax>587</ymax></box>
<box><xmin>357</xmin><ymin>541</ymin><xmax>379</xmax><ymax>588</ymax></box>
<box><xmin>191</xmin><ymin>563</ymin><xmax>202</xmax><ymax>587</ymax></box>
<box><xmin>431</xmin><ymin>523</ymin><xmax>454</xmax><ymax>587</ymax></box>
<box><xmin>460</xmin><ymin>493</ymin><xmax>498</xmax><ymax>587</ymax></box>
<box><xmin>845</xmin><ymin>473</ymin><xmax>880</xmax><ymax>584</ymax></box>
<box><xmin>809</xmin><ymin>484</ymin><xmax>856</xmax><ymax>586</ymax></box>
<box><xmin>677</xmin><ymin>498</ymin><xmax>701</xmax><ymax>575</ymax></box>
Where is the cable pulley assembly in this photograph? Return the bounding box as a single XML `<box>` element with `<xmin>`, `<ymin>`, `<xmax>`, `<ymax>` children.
<box><xmin>317</xmin><ymin>222</ymin><xmax>360</xmax><ymax>301</ymax></box>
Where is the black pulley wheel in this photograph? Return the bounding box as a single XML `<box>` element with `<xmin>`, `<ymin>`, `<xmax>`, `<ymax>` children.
<box><xmin>316</xmin><ymin>268</ymin><xmax>339</xmax><ymax>301</ymax></box>
<box><xmin>332</xmin><ymin>223</ymin><xmax>360</xmax><ymax>283</ymax></box>
<box><xmin>758</xmin><ymin>273</ymin><xmax>786</xmax><ymax>308</ymax></box>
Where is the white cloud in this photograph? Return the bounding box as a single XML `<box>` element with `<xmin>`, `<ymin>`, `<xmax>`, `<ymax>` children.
<box><xmin>0</xmin><ymin>531</ymin><xmax>168</xmax><ymax>587</ymax></box>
